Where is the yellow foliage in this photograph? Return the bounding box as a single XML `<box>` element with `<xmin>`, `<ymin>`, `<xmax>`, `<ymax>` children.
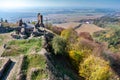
<box><xmin>68</xmin><ymin>50</ymin><xmax>90</xmax><ymax>70</ymax></box>
<box><xmin>90</xmin><ymin>66</ymin><xmax>110</xmax><ymax>80</ymax></box>
<box><xmin>2</xmin><ymin>22</ymin><xmax>18</xmax><ymax>28</ymax></box>
<box><xmin>73</xmin><ymin>41</ymin><xmax>93</xmax><ymax>52</ymax></box>
<box><xmin>61</xmin><ymin>28</ymin><xmax>78</xmax><ymax>51</ymax></box>
<box><xmin>105</xmin><ymin>34</ymin><xmax>111</xmax><ymax>38</ymax></box>
<box><xmin>61</xmin><ymin>28</ymin><xmax>78</xmax><ymax>43</ymax></box>
<box><xmin>79</xmin><ymin>55</ymin><xmax>111</xmax><ymax>80</ymax></box>
<box><xmin>69</xmin><ymin>50</ymin><xmax>85</xmax><ymax>62</ymax></box>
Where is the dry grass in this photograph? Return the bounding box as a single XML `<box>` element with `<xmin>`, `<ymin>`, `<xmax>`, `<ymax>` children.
<box><xmin>54</xmin><ymin>22</ymin><xmax>80</xmax><ymax>29</ymax></box>
<box><xmin>2</xmin><ymin>22</ymin><xmax>18</xmax><ymax>28</ymax></box>
<box><xmin>2</xmin><ymin>38</ymin><xmax>43</xmax><ymax>57</ymax></box>
<box><xmin>76</xmin><ymin>24</ymin><xmax>105</xmax><ymax>35</ymax></box>
<box><xmin>0</xmin><ymin>59</ymin><xmax>5</xmax><ymax>68</ymax></box>
<box><xmin>54</xmin><ymin>23</ymin><xmax>105</xmax><ymax>35</ymax></box>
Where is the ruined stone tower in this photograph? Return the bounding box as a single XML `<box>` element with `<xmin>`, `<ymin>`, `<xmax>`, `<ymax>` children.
<box><xmin>37</xmin><ymin>13</ymin><xmax>43</xmax><ymax>25</ymax></box>
<box><xmin>36</xmin><ymin>13</ymin><xmax>44</xmax><ymax>28</ymax></box>
<box><xmin>19</xmin><ymin>19</ymin><xmax>23</xmax><ymax>26</ymax></box>
<box><xmin>37</xmin><ymin>13</ymin><xmax>41</xmax><ymax>24</ymax></box>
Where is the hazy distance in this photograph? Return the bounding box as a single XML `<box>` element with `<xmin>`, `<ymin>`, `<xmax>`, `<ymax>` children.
<box><xmin>0</xmin><ymin>0</ymin><xmax>120</xmax><ymax>11</ymax></box>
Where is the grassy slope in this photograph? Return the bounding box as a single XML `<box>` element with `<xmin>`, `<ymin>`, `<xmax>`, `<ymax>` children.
<box><xmin>22</xmin><ymin>54</ymin><xmax>47</xmax><ymax>80</ymax></box>
<box><xmin>2</xmin><ymin>38</ymin><xmax>42</xmax><ymax>56</ymax></box>
<box><xmin>76</xmin><ymin>24</ymin><xmax>105</xmax><ymax>35</ymax></box>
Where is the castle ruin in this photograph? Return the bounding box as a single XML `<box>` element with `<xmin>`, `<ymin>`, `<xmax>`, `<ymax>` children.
<box><xmin>13</xmin><ymin>13</ymin><xmax>45</xmax><ymax>39</ymax></box>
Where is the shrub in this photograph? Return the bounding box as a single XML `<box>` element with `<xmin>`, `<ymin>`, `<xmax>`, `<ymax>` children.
<box><xmin>61</xmin><ymin>28</ymin><xmax>78</xmax><ymax>42</ymax></box>
<box><xmin>51</xmin><ymin>26</ymin><xmax>65</xmax><ymax>35</ymax></box>
<box><xmin>45</xmin><ymin>23</ymin><xmax>64</xmax><ymax>35</ymax></box>
<box><xmin>61</xmin><ymin>28</ymin><xmax>78</xmax><ymax>51</ymax></box>
<box><xmin>68</xmin><ymin>50</ymin><xmax>87</xmax><ymax>70</ymax></box>
<box><xmin>79</xmin><ymin>55</ymin><xmax>111</xmax><ymax>80</ymax></box>
<box><xmin>45</xmin><ymin>23</ymin><xmax>53</xmax><ymax>30</ymax></box>
<box><xmin>93</xmin><ymin>28</ymin><xmax>120</xmax><ymax>52</ymax></box>
<box><xmin>52</xmin><ymin>36</ymin><xmax>66</xmax><ymax>55</ymax></box>
<box><xmin>31</xmin><ymin>21</ymin><xmax>36</xmax><ymax>25</ymax></box>
<box><xmin>79</xmin><ymin>32</ymin><xmax>93</xmax><ymax>41</ymax></box>
<box><xmin>73</xmin><ymin>40</ymin><xmax>94</xmax><ymax>51</ymax></box>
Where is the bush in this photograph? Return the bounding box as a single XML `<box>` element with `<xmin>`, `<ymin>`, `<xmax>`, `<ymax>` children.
<box><xmin>78</xmin><ymin>32</ymin><xmax>93</xmax><ymax>41</ymax></box>
<box><xmin>45</xmin><ymin>23</ymin><xmax>64</xmax><ymax>35</ymax></box>
<box><xmin>68</xmin><ymin>50</ymin><xmax>87</xmax><ymax>70</ymax></box>
<box><xmin>72</xmin><ymin>39</ymin><xmax>94</xmax><ymax>52</ymax></box>
<box><xmin>61</xmin><ymin>28</ymin><xmax>78</xmax><ymax>42</ymax></box>
<box><xmin>61</xmin><ymin>28</ymin><xmax>78</xmax><ymax>51</ymax></box>
<box><xmin>79</xmin><ymin>55</ymin><xmax>111</xmax><ymax>80</ymax></box>
<box><xmin>52</xmin><ymin>36</ymin><xmax>66</xmax><ymax>55</ymax></box>
<box><xmin>67</xmin><ymin>39</ymin><xmax>93</xmax><ymax>71</ymax></box>
<box><xmin>93</xmin><ymin>28</ymin><xmax>120</xmax><ymax>52</ymax></box>
<box><xmin>51</xmin><ymin>26</ymin><xmax>65</xmax><ymax>35</ymax></box>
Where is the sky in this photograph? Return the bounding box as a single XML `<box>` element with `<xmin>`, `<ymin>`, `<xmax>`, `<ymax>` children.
<box><xmin>0</xmin><ymin>0</ymin><xmax>120</xmax><ymax>10</ymax></box>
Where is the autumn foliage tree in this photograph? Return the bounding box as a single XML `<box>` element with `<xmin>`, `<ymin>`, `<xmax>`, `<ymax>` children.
<box><xmin>61</xmin><ymin>28</ymin><xmax>78</xmax><ymax>51</ymax></box>
<box><xmin>79</xmin><ymin>55</ymin><xmax>111</xmax><ymax>80</ymax></box>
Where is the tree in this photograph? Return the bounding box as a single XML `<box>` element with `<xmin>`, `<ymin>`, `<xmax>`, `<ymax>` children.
<box><xmin>61</xmin><ymin>28</ymin><xmax>78</xmax><ymax>43</ymax></box>
<box><xmin>61</xmin><ymin>28</ymin><xmax>78</xmax><ymax>51</ymax></box>
<box><xmin>52</xmin><ymin>36</ymin><xmax>66</xmax><ymax>55</ymax></box>
<box><xmin>79</xmin><ymin>55</ymin><xmax>111</xmax><ymax>80</ymax></box>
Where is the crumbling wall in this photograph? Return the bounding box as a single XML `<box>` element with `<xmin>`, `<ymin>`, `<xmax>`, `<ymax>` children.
<box><xmin>0</xmin><ymin>58</ymin><xmax>12</xmax><ymax>78</ymax></box>
<box><xmin>16</xmin><ymin>55</ymin><xmax>25</xmax><ymax>80</ymax></box>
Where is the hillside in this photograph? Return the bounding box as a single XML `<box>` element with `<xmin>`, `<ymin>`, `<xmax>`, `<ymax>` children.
<box><xmin>54</xmin><ymin>22</ymin><xmax>80</xmax><ymax>29</ymax></box>
<box><xmin>54</xmin><ymin>22</ymin><xmax>105</xmax><ymax>35</ymax></box>
<box><xmin>0</xmin><ymin>14</ymin><xmax>120</xmax><ymax>80</ymax></box>
<box><xmin>0</xmin><ymin>24</ymin><xmax>120</xmax><ymax>80</ymax></box>
<box><xmin>75</xmin><ymin>24</ymin><xmax>105</xmax><ymax>35</ymax></box>
<box><xmin>0</xmin><ymin>28</ymin><xmax>81</xmax><ymax>80</ymax></box>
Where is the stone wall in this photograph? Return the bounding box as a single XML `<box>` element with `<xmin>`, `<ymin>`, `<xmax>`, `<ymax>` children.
<box><xmin>0</xmin><ymin>58</ymin><xmax>12</xmax><ymax>78</ymax></box>
<box><xmin>16</xmin><ymin>55</ymin><xmax>25</xmax><ymax>80</ymax></box>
